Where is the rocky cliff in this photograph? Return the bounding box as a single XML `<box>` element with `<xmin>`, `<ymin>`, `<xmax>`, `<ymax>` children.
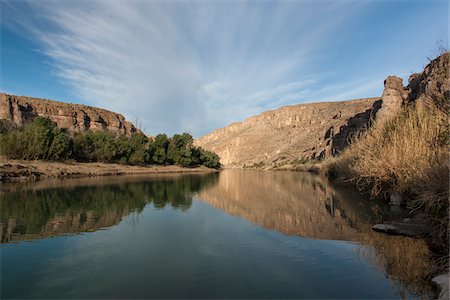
<box><xmin>0</xmin><ymin>93</ymin><xmax>138</xmax><ymax>135</ymax></box>
<box><xmin>195</xmin><ymin>97</ymin><xmax>381</xmax><ymax>168</ymax></box>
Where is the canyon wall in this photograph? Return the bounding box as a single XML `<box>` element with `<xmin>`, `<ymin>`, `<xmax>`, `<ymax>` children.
<box><xmin>0</xmin><ymin>93</ymin><xmax>138</xmax><ymax>136</ymax></box>
<box><xmin>195</xmin><ymin>97</ymin><xmax>381</xmax><ymax>168</ymax></box>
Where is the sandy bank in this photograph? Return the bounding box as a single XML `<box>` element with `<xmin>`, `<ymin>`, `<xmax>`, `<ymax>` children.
<box><xmin>0</xmin><ymin>158</ymin><xmax>218</xmax><ymax>182</ymax></box>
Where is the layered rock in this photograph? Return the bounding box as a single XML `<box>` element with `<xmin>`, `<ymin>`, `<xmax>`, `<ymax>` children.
<box><xmin>0</xmin><ymin>93</ymin><xmax>138</xmax><ymax>135</ymax></box>
<box><xmin>195</xmin><ymin>98</ymin><xmax>381</xmax><ymax>168</ymax></box>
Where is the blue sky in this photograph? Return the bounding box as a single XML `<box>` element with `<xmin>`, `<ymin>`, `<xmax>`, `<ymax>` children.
<box><xmin>1</xmin><ymin>0</ymin><xmax>448</xmax><ymax>137</ymax></box>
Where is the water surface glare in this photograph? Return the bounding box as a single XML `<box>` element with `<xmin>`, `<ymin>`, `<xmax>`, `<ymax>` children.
<box><xmin>0</xmin><ymin>170</ymin><xmax>434</xmax><ymax>299</ymax></box>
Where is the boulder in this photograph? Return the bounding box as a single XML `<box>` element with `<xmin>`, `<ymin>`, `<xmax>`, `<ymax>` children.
<box><xmin>372</xmin><ymin>221</ymin><xmax>430</xmax><ymax>238</ymax></box>
<box><xmin>432</xmin><ymin>273</ymin><xmax>449</xmax><ymax>300</ymax></box>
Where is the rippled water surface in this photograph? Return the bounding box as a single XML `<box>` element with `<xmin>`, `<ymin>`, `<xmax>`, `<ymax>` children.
<box><xmin>0</xmin><ymin>170</ymin><xmax>434</xmax><ymax>299</ymax></box>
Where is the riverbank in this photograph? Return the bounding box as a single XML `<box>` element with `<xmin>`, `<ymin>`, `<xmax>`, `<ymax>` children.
<box><xmin>0</xmin><ymin>158</ymin><xmax>218</xmax><ymax>182</ymax></box>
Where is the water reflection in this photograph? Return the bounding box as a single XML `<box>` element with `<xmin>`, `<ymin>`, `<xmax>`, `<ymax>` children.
<box><xmin>197</xmin><ymin>170</ymin><xmax>386</xmax><ymax>241</ymax></box>
<box><xmin>0</xmin><ymin>173</ymin><xmax>218</xmax><ymax>243</ymax></box>
<box><xmin>197</xmin><ymin>170</ymin><xmax>435</xmax><ymax>298</ymax></box>
<box><xmin>0</xmin><ymin>170</ymin><xmax>435</xmax><ymax>298</ymax></box>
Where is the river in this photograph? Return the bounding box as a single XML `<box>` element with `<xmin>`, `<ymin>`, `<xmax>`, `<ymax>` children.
<box><xmin>0</xmin><ymin>170</ymin><xmax>435</xmax><ymax>299</ymax></box>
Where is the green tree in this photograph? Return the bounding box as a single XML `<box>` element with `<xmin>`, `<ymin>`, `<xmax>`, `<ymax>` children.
<box><xmin>152</xmin><ymin>134</ymin><xmax>169</xmax><ymax>164</ymax></box>
<box><xmin>47</xmin><ymin>128</ymin><xmax>73</xmax><ymax>160</ymax></box>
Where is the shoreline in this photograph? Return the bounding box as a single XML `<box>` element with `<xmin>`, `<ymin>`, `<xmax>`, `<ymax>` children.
<box><xmin>0</xmin><ymin>158</ymin><xmax>218</xmax><ymax>182</ymax></box>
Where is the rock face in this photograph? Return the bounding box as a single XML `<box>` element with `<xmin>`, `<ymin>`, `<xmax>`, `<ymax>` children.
<box><xmin>407</xmin><ymin>52</ymin><xmax>449</xmax><ymax>111</ymax></box>
<box><xmin>195</xmin><ymin>98</ymin><xmax>381</xmax><ymax>168</ymax></box>
<box><xmin>0</xmin><ymin>93</ymin><xmax>138</xmax><ymax>136</ymax></box>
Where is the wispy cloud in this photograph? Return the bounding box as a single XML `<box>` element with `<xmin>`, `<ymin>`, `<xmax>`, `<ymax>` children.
<box><xmin>3</xmin><ymin>0</ymin><xmax>420</xmax><ymax>136</ymax></box>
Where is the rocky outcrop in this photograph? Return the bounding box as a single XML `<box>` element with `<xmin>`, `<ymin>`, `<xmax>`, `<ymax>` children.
<box><xmin>377</xmin><ymin>53</ymin><xmax>450</xmax><ymax>122</ymax></box>
<box><xmin>0</xmin><ymin>93</ymin><xmax>138</xmax><ymax>135</ymax></box>
<box><xmin>195</xmin><ymin>98</ymin><xmax>381</xmax><ymax>168</ymax></box>
<box><xmin>376</xmin><ymin>76</ymin><xmax>409</xmax><ymax>123</ymax></box>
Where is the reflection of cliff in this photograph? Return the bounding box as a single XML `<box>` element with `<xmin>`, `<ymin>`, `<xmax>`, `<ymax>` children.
<box><xmin>1</xmin><ymin>209</ymin><xmax>130</xmax><ymax>243</ymax></box>
<box><xmin>0</xmin><ymin>173</ymin><xmax>219</xmax><ymax>243</ymax></box>
<box><xmin>197</xmin><ymin>170</ymin><xmax>383</xmax><ymax>241</ymax></box>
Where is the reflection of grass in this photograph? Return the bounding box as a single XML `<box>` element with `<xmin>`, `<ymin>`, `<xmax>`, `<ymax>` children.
<box><xmin>291</xmin><ymin>158</ymin><xmax>309</xmax><ymax>165</ymax></box>
<box><xmin>358</xmin><ymin>232</ymin><xmax>435</xmax><ymax>299</ymax></box>
<box><xmin>0</xmin><ymin>173</ymin><xmax>219</xmax><ymax>242</ymax></box>
<box><xmin>243</xmin><ymin>161</ymin><xmax>265</xmax><ymax>169</ymax></box>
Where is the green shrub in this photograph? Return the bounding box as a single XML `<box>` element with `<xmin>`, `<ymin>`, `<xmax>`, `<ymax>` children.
<box><xmin>0</xmin><ymin>117</ymin><xmax>72</xmax><ymax>160</ymax></box>
<box><xmin>0</xmin><ymin>118</ymin><xmax>221</xmax><ymax>169</ymax></box>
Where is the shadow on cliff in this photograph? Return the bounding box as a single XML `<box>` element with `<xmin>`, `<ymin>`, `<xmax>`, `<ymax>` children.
<box><xmin>330</xmin><ymin>99</ymin><xmax>382</xmax><ymax>155</ymax></box>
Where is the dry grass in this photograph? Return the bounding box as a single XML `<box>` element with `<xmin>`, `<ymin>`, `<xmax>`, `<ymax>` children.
<box><xmin>324</xmin><ymin>103</ymin><xmax>449</xmax><ymax>253</ymax></box>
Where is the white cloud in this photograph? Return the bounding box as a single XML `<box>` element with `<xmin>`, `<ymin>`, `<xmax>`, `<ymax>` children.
<box><xmin>4</xmin><ymin>0</ymin><xmax>377</xmax><ymax>137</ymax></box>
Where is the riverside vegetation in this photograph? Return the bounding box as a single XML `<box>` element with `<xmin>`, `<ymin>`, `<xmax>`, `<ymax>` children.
<box><xmin>0</xmin><ymin>117</ymin><xmax>220</xmax><ymax>169</ymax></box>
<box><xmin>324</xmin><ymin>53</ymin><xmax>449</xmax><ymax>274</ymax></box>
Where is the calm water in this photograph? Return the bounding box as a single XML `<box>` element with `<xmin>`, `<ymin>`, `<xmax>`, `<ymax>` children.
<box><xmin>0</xmin><ymin>170</ymin><xmax>434</xmax><ymax>299</ymax></box>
